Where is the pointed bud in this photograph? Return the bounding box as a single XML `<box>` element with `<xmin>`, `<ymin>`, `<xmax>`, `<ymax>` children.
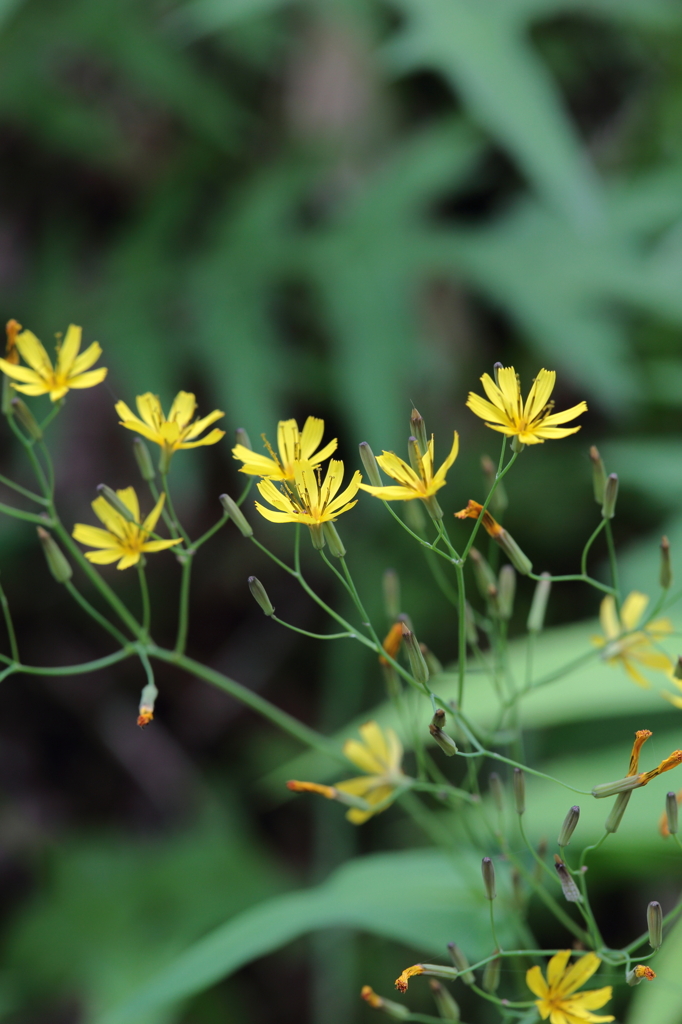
<box><xmin>37</xmin><ymin>527</ymin><xmax>72</xmax><ymax>583</ymax></box>
<box><xmin>674</xmin><ymin>657</ymin><xmax>682</xmax><ymax>681</ymax></box>
<box><xmin>323</xmin><ymin>521</ymin><xmax>346</xmax><ymax>558</ymax></box>
<box><xmin>383</xmin><ymin>569</ymin><xmax>400</xmax><ymax>621</ymax></box>
<box><xmin>481</xmin><ymin>454</ymin><xmax>507</xmax><ymax>515</ymax></box>
<box><xmin>604</xmin><ymin>791</ymin><xmax>632</xmax><ymax>833</ymax></box>
<box><xmin>469</xmin><ymin>548</ymin><xmax>498</xmax><ymax>603</ymax></box>
<box><xmin>558</xmin><ymin>806</ymin><xmax>580</xmax><ymax>847</ymax></box>
<box><xmin>482</xmin><ymin>957</ymin><xmax>500</xmax><ymax>993</ymax></box>
<box><xmin>360</xmin><ymin>986</ymin><xmax>409</xmax><ymax>1019</ymax></box>
<box><xmin>496</xmin><ymin>528</ymin><xmax>532</xmax><ymax>575</ymax></box>
<box><xmin>235</xmin><ymin>427</ymin><xmax>252</xmax><ymax>451</ymax></box>
<box><xmin>359</xmin><ymin>442</ymin><xmax>383</xmax><ymax>487</ymax></box>
<box><xmin>648</xmin><ymin>901</ymin><xmax>663</xmax><ymax>949</ymax></box>
<box><xmin>429</xmin><ymin>980</ymin><xmax>460</xmax><ymax>1021</ymax></box>
<box><xmin>11</xmin><ymin>398</ymin><xmax>42</xmax><ymax>440</ymax></box>
<box><xmin>527</xmin><ymin>573</ymin><xmax>551</xmax><ymax>633</ymax></box>
<box><xmin>219</xmin><ymin>493</ymin><xmax>253</xmax><ymax>537</ymax></box>
<box><xmin>132</xmin><ymin>437</ymin><xmax>155</xmax><ymax>481</ymax></box>
<box><xmin>97</xmin><ymin>485</ymin><xmax>138</xmax><ymax>523</ymax></box>
<box><xmin>661</xmin><ymin>536</ymin><xmax>672</xmax><ymax>590</ymax></box>
<box><xmin>429</xmin><ymin>720</ymin><xmax>458</xmax><ymax>756</ymax></box>
<box><xmin>481</xmin><ymin>857</ymin><xmax>496</xmax><ymax>899</ymax></box>
<box><xmin>407</xmin><ymin>436</ymin><xmax>421</xmax><ymax>473</ymax></box>
<box><xmin>410</xmin><ymin>409</ymin><xmax>428</xmax><ymax>456</ymax></box>
<box><xmin>308</xmin><ymin>524</ymin><xmax>326</xmax><ymax>550</ymax></box>
<box><xmin>513</xmin><ymin>768</ymin><xmax>525</xmax><ymax>816</ymax></box>
<box><xmin>589</xmin><ymin>446</ymin><xmax>606</xmax><ymax>505</ymax></box>
<box><xmin>497</xmin><ymin>565</ymin><xmax>516</xmax><ymax>620</ymax></box>
<box><xmin>248</xmin><ymin>576</ymin><xmax>274</xmax><ymax>616</ymax></box>
<box><xmin>489</xmin><ymin>773</ymin><xmax>504</xmax><ymax>813</ymax></box>
<box><xmin>554</xmin><ymin>854</ymin><xmax>582</xmax><ymax>902</ymax></box>
<box><xmin>511</xmin><ymin>436</ymin><xmax>525</xmax><ymax>454</ymax></box>
<box><xmin>601</xmin><ymin>473</ymin><xmax>619</xmax><ymax>519</ymax></box>
<box><xmin>666</xmin><ymin>791</ymin><xmax>679</xmax><ymax>835</ymax></box>
<box><xmin>592</xmin><ymin>775</ymin><xmax>641</xmax><ymax>799</ymax></box>
<box><xmin>493</xmin><ymin>362</ymin><xmax>503</xmax><ymax>386</ymax></box>
<box><xmin>401</xmin><ymin>624</ymin><xmax>430</xmax><ymax>687</ymax></box>
<box><xmin>447</xmin><ymin>944</ymin><xmax>474</xmax><ymax>985</ymax></box>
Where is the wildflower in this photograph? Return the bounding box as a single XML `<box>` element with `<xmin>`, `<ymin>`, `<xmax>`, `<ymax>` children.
<box><xmin>592</xmin><ymin>592</ymin><xmax>673</xmax><ymax>688</ymax></box>
<box><xmin>0</xmin><ymin>324</ymin><xmax>107</xmax><ymax>402</ymax></box>
<box><xmin>467</xmin><ymin>366</ymin><xmax>587</xmax><ymax>445</ymax></box>
<box><xmin>115</xmin><ymin>392</ymin><xmax>225</xmax><ymax>464</ymax></box>
<box><xmin>233</xmin><ymin>417</ymin><xmax>337</xmax><ymax>481</ymax></box>
<box><xmin>287</xmin><ymin>721</ymin><xmax>405</xmax><ymax>825</ymax></box>
<box><xmin>72</xmin><ymin>487</ymin><xmax>182</xmax><ymax>570</ymax></box>
<box><xmin>359</xmin><ymin>432</ymin><xmax>459</xmax><ymax>519</ymax></box>
<box><xmin>526</xmin><ymin>951</ymin><xmax>614</xmax><ymax>1024</ymax></box>
<box><xmin>254</xmin><ymin>459</ymin><xmax>361</xmax><ymax>527</ymax></box>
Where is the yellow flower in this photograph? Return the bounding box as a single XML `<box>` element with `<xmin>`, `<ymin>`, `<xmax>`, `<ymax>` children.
<box><xmin>467</xmin><ymin>366</ymin><xmax>587</xmax><ymax>445</ymax></box>
<box><xmin>0</xmin><ymin>324</ymin><xmax>107</xmax><ymax>402</ymax></box>
<box><xmin>255</xmin><ymin>459</ymin><xmax>361</xmax><ymax>526</ymax></box>
<box><xmin>72</xmin><ymin>487</ymin><xmax>182</xmax><ymax>570</ymax></box>
<box><xmin>359</xmin><ymin>433</ymin><xmax>459</xmax><ymax>517</ymax></box>
<box><xmin>287</xmin><ymin>721</ymin><xmax>405</xmax><ymax>825</ymax></box>
<box><xmin>526</xmin><ymin>951</ymin><xmax>614</xmax><ymax>1024</ymax></box>
<box><xmin>592</xmin><ymin>592</ymin><xmax>673</xmax><ymax>688</ymax></box>
<box><xmin>115</xmin><ymin>392</ymin><xmax>225</xmax><ymax>461</ymax></box>
<box><xmin>233</xmin><ymin>416</ymin><xmax>337</xmax><ymax>481</ymax></box>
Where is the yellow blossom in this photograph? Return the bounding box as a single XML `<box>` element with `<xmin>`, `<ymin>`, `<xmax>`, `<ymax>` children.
<box><xmin>115</xmin><ymin>392</ymin><xmax>225</xmax><ymax>461</ymax></box>
<box><xmin>233</xmin><ymin>416</ymin><xmax>337</xmax><ymax>481</ymax></box>
<box><xmin>255</xmin><ymin>459</ymin><xmax>361</xmax><ymax>526</ymax></box>
<box><xmin>526</xmin><ymin>951</ymin><xmax>614</xmax><ymax>1024</ymax></box>
<box><xmin>467</xmin><ymin>366</ymin><xmax>587</xmax><ymax>445</ymax></box>
<box><xmin>72</xmin><ymin>487</ymin><xmax>182</xmax><ymax>570</ymax></box>
<box><xmin>359</xmin><ymin>432</ymin><xmax>459</xmax><ymax>518</ymax></box>
<box><xmin>287</xmin><ymin>721</ymin><xmax>405</xmax><ymax>825</ymax></box>
<box><xmin>0</xmin><ymin>323</ymin><xmax>107</xmax><ymax>402</ymax></box>
<box><xmin>592</xmin><ymin>592</ymin><xmax>673</xmax><ymax>688</ymax></box>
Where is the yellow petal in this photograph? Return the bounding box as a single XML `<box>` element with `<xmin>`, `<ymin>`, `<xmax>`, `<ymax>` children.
<box><xmin>599</xmin><ymin>596</ymin><xmax>619</xmax><ymax>640</ymax></box>
<box><xmin>136</xmin><ymin>393</ymin><xmax>164</xmax><ymax>430</ymax></box>
<box><xmin>70</xmin><ymin>340</ymin><xmax>102</xmax><ymax>376</ymax></box>
<box><xmin>16</xmin><ymin>330</ymin><xmax>53</xmax><ymax>377</ymax></box>
<box><xmin>141</xmin><ymin>492</ymin><xmax>166</xmax><ymax>534</ymax></box>
<box><xmin>526</xmin><ymin>965</ymin><xmax>549</xmax><ymax>999</ymax></box>
<box><xmin>620</xmin><ymin>591</ymin><xmax>649</xmax><ymax>632</ymax></box>
<box><xmin>257</xmin><ymin>479</ymin><xmax>295</xmax><ymax>513</ymax></box>
<box><xmin>358</xmin><ymin>721</ymin><xmax>391</xmax><ymax>768</ymax></box>
<box><xmin>386</xmin><ymin>728</ymin><xmax>403</xmax><ymax>770</ymax></box>
<box><xmin>66</xmin><ymin>367</ymin><xmax>107</xmax><ymax>390</ymax></box>
<box><xmin>631</xmin><ymin>649</ymin><xmax>672</xmax><ymax>671</ymax></box>
<box><xmin>546</xmin><ymin>950</ymin><xmax>572</xmax><ymax>988</ymax></box>
<box><xmin>375</xmin><ymin>452</ymin><xmax>420</xmax><ymax>489</ymax></box>
<box><xmin>335</xmin><ymin>775</ymin><xmax>378</xmax><ymax>798</ymax></box>
<box><xmin>91</xmin><ymin>496</ymin><xmax>127</xmax><ymax>538</ymax></box>
<box><xmin>555</xmin><ymin>952</ymin><xmax>601</xmax><ymax>996</ymax></box>
<box><xmin>308</xmin><ymin>437</ymin><xmax>338</xmax><ymax>466</ymax></box>
<box><xmin>326</xmin><ymin>470</ymin><xmax>362</xmax><ymax>514</ymax></box>
<box><xmin>524</xmin><ymin>368</ymin><xmax>556</xmax><ymax>422</ymax></box>
<box><xmin>56</xmin><ymin>324</ymin><xmax>82</xmax><ymax>375</ymax></box>
<box><xmin>253</xmin><ymin>502</ymin><xmax>297</xmax><ymax>524</ymax></box>
<box><xmin>178</xmin><ymin>428</ymin><xmax>225</xmax><ymax>449</ymax></box>
<box><xmin>432</xmin><ymin>431</ymin><xmax>459</xmax><ymax>486</ymax></box>
<box><xmin>662</xmin><ymin>691</ymin><xmax>682</xmax><ymax>709</ymax></box>
<box><xmin>563</xmin><ymin>986</ymin><xmax>613</xmax><ymax>1011</ymax></box>
<box><xmin>528</xmin><ymin>425</ymin><xmax>581</xmax><ymax>440</ymax></box>
<box><xmin>232</xmin><ymin>446</ymin><xmax>281</xmax><ymax>476</ymax></box>
<box><xmin>345</xmin><ymin>785</ymin><xmax>395</xmax><ymax>825</ymax></box>
<box><xmin>116</xmin><ymin>487</ymin><xmax>140</xmax><ymax>522</ymax></box>
<box><xmin>541</xmin><ymin>401</ymin><xmax>588</xmax><ymax>427</ymax></box>
<box><xmin>0</xmin><ymin>359</ymin><xmax>44</xmax><ymax>383</ymax></box>
<box><xmin>277</xmin><ymin>419</ymin><xmax>300</xmax><ymax>470</ymax></box>
<box><xmin>168</xmin><ymin>391</ymin><xmax>196</xmax><ymax>428</ymax></box>
<box><xmin>10</xmin><ymin>382</ymin><xmax>51</xmax><ymax>396</ymax></box>
<box><xmin>183</xmin><ymin>408</ymin><xmax>224</xmax><ymax>440</ymax></box>
<box><xmin>72</xmin><ymin>524</ymin><xmax>119</xmax><ymax>549</ymax></box>
<box><xmin>141</xmin><ymin>538</ymin><xmax>183</xmax><ymax>552</ymax></box>
<box><xmin>466</xmin><ymin>391</ymin><xmax>513</xmax><ymax>426</ymax></box>
<box><xmin>116</xmin><ymin>552</ymin><xmax>141</xmax><ymax>570</ymax></box>
<box><xmin>358</xmin><ymin>484</ymin><xmax>420</xmax><ymax>501</ymax></box>
<box><xmin>343</xmin><ymin>737</ymin><xmax>384</xmax><ymax>775</ymax></box>
<box><xmin>496</xmin><ymin>366</ymin><xmax>523</xmax><ymax>420</ymax></box>
<box><xmin>85</xmin><ymin>549</ymin><xmax>124</xmax><ymax>564</ymax></box>
<box><xmin>299</xmin><ymin>416</ymin><xmax>324</xmax><ymax>459</ymax></box>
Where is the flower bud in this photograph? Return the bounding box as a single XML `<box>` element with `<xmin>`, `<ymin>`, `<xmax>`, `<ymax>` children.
<box><xmin>497</xmin><ymin>564</ymin><xmax>516</xmax><ymax>620</ymax></box>
<box><xmin>11</xmin><ymin>398</ymin><xmax>42</xmax><ymax>440</ymax></box>
<box><xmin>97</xmin><ymin>484</ymin><xmax>138</xmax><ymax>523</ymax></box>
<box><xmin>592</xmin><ymin>775</ymin><xmax>641</xmax><ymax>799</ymax></box>
<box><xmin>554</xmin><ymin>854</ymin><xmax>582</xmax><ymax>902</ymax></box>
<box><xmin>496</xmin><ymin>529</ymin><xmax>532</xmax><ymax>575</ymax></box>
<box><xmin>322</xmin><ymin>521</ymin><xmax>346</xmax><ymax>558</ymax></box>
<box><xmin>469</xmin><ymin>548</ymin><xmax>498</xmax><ymax>603</ymax></box>
<box><xmin>590</xmin><ymin>446</ymin><xmax>606</xmax><ymax>504</ymax></box>
<box><xmin>674</xmin><ymin>657</ymin><xmax>682</xmax><ymax>681</ymax></box>
<box><xmin>407</xmin><ymin>436</ymin><xmax>421</xmax><ymax>473</ymax></box>
<box><xmin>429</xmin><ymin>720</ymin><xmax>458</xmax><ymax>756</ymax></box>
<box><xmin>601</xmin><ymin>473</ymin><xmax>619</xmax><ymax>519</ymax></box>
<box><xmin>133</xmin><ymin>437</ymin><xmax>155</xmax><ymax>481</ymax></box>
<box><xmin>493</xmin><ymin>362</ymin><xmax>503</xmax><ymax>386</ymax></box>
<box><xmin>511</xmin><ymin>435</ymin><xmax>525</xmax><ymax>454</ymax></box>
<box><xmin>489</xmin><ymin>772</ymin><xmax>504</xmax><ymax>813</ymax></box>
<box><xmin>401</xmin><ymin>624</ymin><xmax>429</xmax><ymax>687</ymax></box>
<box><xmin>558</xmin><ymin>806</ymin><xmax>580</xmax><ymax>847</ymax></box>
<box><xmin>447</xmin><ymin>944</ymin><xmax>474</xmax><ymax>985</ymax></box>
<box><xmin>248</xmin><ymin>576</ymin><xmax>275</xmax><ymax>616</ymax></box>
<box><xmin>37</xmin><ymin>527</ymin><xmax>72</xmax><ymax>583</ymax></box>
<box><xmin>481</xmin><ymin>856</ymin><xmax>496</xmax><ymax>899</ymax></box>
<box><xmin>482</xmin><ymin>956</ymin><xmax>500</xmax><ymax>993</ymax></box>
<box><xmin>527</xmin><ymin>572</ymin><xmax>551</xmax><ymax>633</ymax></box>
<box><xmin>481</xmin><ymin>454</ymin><xmax>508</xmax><ymax>515</ymax></box>
<box><xmin>626</xmin><ymin>966</ymin><xmax>656</xmax><ymax>986</ymax></box>
<box><xmin>219</xmin><ymin>493</ymin><xmax>253</xmax><ymax>537</ymax></box>
<box><xmin>513</xmin><ymin>768</ymin><xmax>525</xmax><ymax>816</ymax></box>
<box><xmin>308</xmin><ymin>524</ymin><xmax>326</xmax><ymax>550</ymax></box>
<box><xmin>666</xmin><ymin>791</ymin><xmax>679</xmax><ymax>835</ymax></box>
<box><xmin>648</xmin><ymin>901</ymin><xmax>663</xmax><ymax>949</ymax></box>
<box><xmin>429</xmin><ymin>980</ymin><xmax>460</xmax><ymax>1021</ymax></box>
<box><xmin>137</xmin><ymin>680</ymin><xmax>158</xmax><ymax>728</ymax></box>
<box><xmin>661</xmin><ymin>536</ymin><xmax>672</xmax><ymax>590</ymax></box>
<box><xmin>360</xmin><ymin>986</ymin><xmax>409</xmax><ymax>1019</ymax></box>
<box><xmin>235</xmin><ymin>427</ymin><xmax>252</xmax><ymax>451</ymax></box>
<box><xmin>604</xmin><ymin>791</ymin><xmax>632</xmax><ymax>833</ymax></box>
<box><xmin>410</xmin><ymin>408</ymin><xmax>428</xmax><ymax>456</ymax></box>
<box><xmin>359</xmin><ymin>442</ymin><xmax>382</xmax><ymax>487</ymax></box>
<box><xmin>383</xmin><ymin>569</ymin><xmax>400</xmax><ymax>621</ymax></box>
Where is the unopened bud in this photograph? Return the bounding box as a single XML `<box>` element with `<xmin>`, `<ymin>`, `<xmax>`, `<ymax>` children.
<box><xmin>383</xmin><ymin>569</ymin><xmax>400</xmax><ymax>621</ymax></box>
<box><xmin>308</xmin><ymin>524</ymin><xmax>326</xmax><ymax>550</ymax></box>
<box><xmin>37</xmin><ymin>527</ymin><xmax>72</xmax><ymax>583</ymax></box>
<box><xmin>429</xmin><ymin>720</ymin><xmax>458</xmax><ymax>756</ymax></box>
<box><xmin>554</xmin><ymin>854</ymin><xmax>582</xmax><ymax>902</ymax></box>
<box><xmin>593</xmin><ymin>775</ymin><xmax>641</xmax><ymax>799</ymax></box>
<box><xmin>496</xmin><ymin>528</ymin><xmax>532</xmax><ymax>575</ymax></box>
<box><xmin>648</xmin><ymin>901</ymin><xmax>663</xmax><ymax>949</ymax></box>
<box><xmin>558</xmin><ymin>806</ymin><xmax>580</xmax><ymax>847</ymax></box>
<box><xmin>469</xmin><ymin>548</ymin><xmax>498</xmax><ymax>603</ymax></box>
<box><xmin>511</xmin><ymin>435</ymin><xmax>525</xmax><ymax>454</ymax></box>
<box><xmin>626</xmin><ymin>966</ymin><xmax>656</xmax><ymax>986</ymax></box>
<box><xmin>402</xmin><ymin>624</ymin><xmax>430</xmax><ymax>687</ymax></box>
<box><xmin>359</xmin><ymin>442</ymin><xmax>382</xmax><ymax>487</ymax></box>
<box><xmin>589</xmin><ymin>446</ymin><xmax>606</xmax><ymax>504</ymax></box>
<box><xmin>97</xmin><ymin>485</ymin><xmax>137</xmax><ymax>523</ymax></box>
<box><xmin>674</xmin><ymin>657</ymin><xmax>682</xmax><ymax>681</ymax></box>
<box><xmin>527</xmin><ymin>572</ymin><xmax>551</xmax><ymax>633</ymax></box>
<box><xmin>137</xmin><ymin>680</ymin><xmax>158</xmax><ymax>728</ymax></box>
<box><xmin>481</xmin><ymin>857</ymin><xmax>496</xmax><ymax>899</ymax></box>
<box><xmin>604</xmin><ymin>791</ymin><xmax>632</xmax><ymax>833</ymax></box>
<box><xmin>489</xmin><ymin>772</ymin><xmax>504</xmax><ymax>813</ymax></box>
<box><xmin>481</xmin><ymin>454</ymin><xmax>508</xmax><ymax>515</ymax></box>
<box><xmin>513</xmin><ymin>768</ymin><xmax>525</xmax><ymax>815</ymax></box>
<box><xmin>661</xmin><ymin>536</ymin><xmax>672</xmax><ymax>590</ymax></box>
<box><xmin>410</xmin><ymin>409</ymin><xmax>428</xmax><ymax>456</ymax></box>
<box><xmin>493</xmin><ymin>362</ymin><xmax>503</xmax><ymax>386</ymax></box>
<box><xmin>360</xmin><ymin>986</ymin><xmax>409</xmax><ymax>1019</ymax></box>
<box><xmin>447</xmin><ymin>944</ymin><xmax>474</xmax><ymax>985</ymax></box>
<box><xmin>132</xmin><ymin>437</ymin><xmax>155</xmax><ymax>481</ymax></box>
<box><xmin>482</xmin><ymin>957</ymin><xmax>500</xmax><ymax>993</ymax></box>
<box><xmin>408</xmin><ymin>436</ymin><xmax>421</xmax><ymax>473</ymax></box>
<box><xmin>248</xmin><ymin>576</ymin><xmax>274</xmax><ymax>616</ymax></box>
<box><xmin>601</xmin><ymin>473</ymin><xmax>619</xmax><ymax>519</ymax></box>
<box><xmin>429</xmin><ymin>980</ymin><xmax>460</xmax><ymax>1021</ymax></box>
<box><xmin>11</xmin><ymin>398</ymin><xmax>42</xmax><ymax>440</ymax></box>
<box><xmin>497</xmin><ymin>564</ymin><xmax>515</xmax><ymax>620</ymax></box>
<box><xmin>666</xmin><ymin>791</ymin><xmax>679</xmax><ymax>835</ymax></box>
<box><xmin>219</xmin><ymin>493</ymin><xmax>253</xmax><ymax>537</ymax></box>
<box><xmin>235</xmin><ymin>427</ymin><xmax>252</xmax><ymax>451</ymax></box>
<box><xmin>323</xmin><ymin>521</ymin><xmax>346</xmax><ymax>558</ymax></box>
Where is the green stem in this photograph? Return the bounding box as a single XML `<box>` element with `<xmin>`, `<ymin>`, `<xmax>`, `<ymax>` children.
<box><xmin>0</xmin><ymin>500</ymin><xmax>53</xmax><ymax>525</ymax></box>
<box><xmin>580</xmin><ymin>519</ymin><xmax>607</xmax><ymax>577</ymax></box>
<box><xmin>39</xmin><ymin>401</ymin><xmax>63</xmax><ymax>432</ymax></box>
<box><xmin>0</xmin><ymin>472</ymin><xmax>48</xmax><ymax>505</ymax></box>
<box><xmin>7</xmin><ymin>646</ymin><xmax>135</xmax><ymax>677</ymax></box>
<box><xmin>528</xmin><ymin>572</ymin><xmax>615</xmax><ymax>596</ymax></box>
<box><xmin>174</xmin><ymin>555</ymin><xmax>193</xmax><ymax>654</ymax></box>
<box><xmin>455</xmin><ymin>561</ymin><xmax>466</xmax><ymax>708</ymax></box>
<box><xmin>64</xmin><ymin>581</ymin><xmax>129</xmax><ymax>647</ymax></box>
<box><xmin>138</xmin><ymin>563</ymin><xmax>151</xmax><ymax>636</ymax></box>
<box><xmin>192</xmin><ymin>514</ymin><xmax>228</xmax><ymax>550</ymax></box>
<box><xmin>271</xmin><ymin>616</ymin><xmax>356</xmax><ymax>641</ymax></box>
<box><xmin>604</xmin><ymin>520</ymin><xmax>621</xmax><ymax>612</ymax></box>
<box><xmin>161</xmin><ymin>473</ymin><xmax>191</xmax><ymax>546</ymax></box>
<box><xmin>0</xmin><ymin>578</ymin><xmax>18</xmax><ymax>662</ymax></box>
<box><xmin>381</xmin><ymin>501</ymin><xmax>453</xmax><ymax>562</ymax></box>
<box><xmin>489</xmin><ymin>899</ymin><xmax>501</xmax><ymax>950</ymax></box>
<box><xmin>460</xmin><ymin>441</ymin><xmax>514</xmax><ymax>562</ymax></box>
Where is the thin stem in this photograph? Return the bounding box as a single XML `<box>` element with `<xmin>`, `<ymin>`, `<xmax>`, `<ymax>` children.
<box><xmin>0</xmin><ymin>500</ymin><xmax>53</xmax><ymax>525</ymax></box>
<box><xmin>64</xmin><ymin>581</ymin><xmax>129</xmax><ymax>647</ymax></box>
<box><xmin>192</xmin><ymin>514</ymin><xmax>228</xmax><ymax>551</ymax></box>
<box><xmin>39</xmin><ymin>401</ymin><xmax>63</xmax><ymax>432</ymax></box>
<box><xmin>381</xmin><ymin>501</ymin><xmax>453</xmax><ymax>562</ymax></box>
<box><xmin>604</xmin><ymin>520</ymin><xmax>621</xmax><ymax>612</ymax></box>
<box><xmin>489</xmin><ymin>899</ymin><xmax>501</xmax><ymax>950</ymax></box>
<box><xmin>455</xmin><ymin>561</ymin><xmax>466</xmax><ymax>707</ymax></box>
<box><xmin>0</xmin><ymin>578</ymin><xmax>18</xmax><ymax>662</ymax></box>
<box><xmin>460</xmin><ymin>440</ymin><xmax>513</xmax><ymax>562</ymax></box>
<box><xmin>0</xmin><ymin>472</ymin><xmax>48</xmax><ymax>505</ymax></box>
<box><xmin>138</xmin><ymin>563</ymin><xmax>151</xmax><ymax>636</ymax></box>
<box><xmin>580</xmin><ymin>518</ymin><xmax>607</xmax><ymax>577</ymax></box>
<box><xmin>161</xmin><ymin>473</ymin><xmax>191</xmax><ymax>546</ymax></box>
<box><xmin>528</xmin><ymin>572</ymin><xmax>615</xmax><ymax>596</ymax></box>
<box><xmin>174</xmin><ymin>555</ymin><xmax>192</xmax><ymax>654</ymax></box>
<box><xmin>9</xmin><ymin>646</ymin><xmax>135</xmax><ymax>676</ymax></box>
<box><xmin>271</xmin><ymin>616</ymin><xmax>356</xmax><ymax>641</ymax></box>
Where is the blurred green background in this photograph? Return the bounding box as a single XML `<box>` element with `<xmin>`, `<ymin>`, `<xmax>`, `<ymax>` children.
<box><xmin>1</xmin><ymin>0</ymin><xmax>682</xmax><ymax>1021</ymax></box>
